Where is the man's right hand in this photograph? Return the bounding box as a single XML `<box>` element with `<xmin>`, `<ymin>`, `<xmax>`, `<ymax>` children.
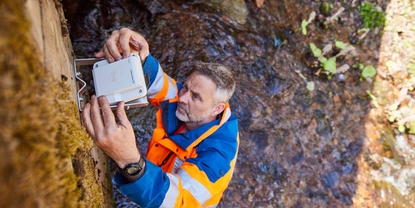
<box><xmin>82</xmin><ymin>95</ymin><xmax>141</xmax><ymax>169</ymax></box>
<box><xmin>95</xmin><ymin>28</ymin><xmax>150</xmax><ymax>63</ymax></box>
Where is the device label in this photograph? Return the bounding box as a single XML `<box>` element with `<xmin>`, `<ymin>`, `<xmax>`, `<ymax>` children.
<box><xmin>130</xmin><ymin>69</ymin><xmax>135</xmax><ymax>83</ymax></box>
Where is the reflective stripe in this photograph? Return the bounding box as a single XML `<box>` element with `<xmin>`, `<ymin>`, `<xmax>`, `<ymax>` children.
<box><xmin>165</xmin><ymin>75</ymin><xmax>178</xmax><ymax>100</ymax></box>
<box><xmin>148</xmin><ymin>65</ymin><xmax>178</xmax><ymax>102</ymax></box>
<box><xmin>151</xmin><ymin>74</ymin><xmax>169</xmax><ymax>102</ymax></box>
<box><xmin>147</xmin><ymin>65</ymin><xmax>165</xmax><ymax>97</ymax></box>
<box><xmin>160</xmin><ymin>174</ymin><xmax>181</xmax><ymax>208</ymax></box>
<box><xmin>178</xmin><ymin>168</ymin><xmax>212</xmax><ymax>205</ymax></box>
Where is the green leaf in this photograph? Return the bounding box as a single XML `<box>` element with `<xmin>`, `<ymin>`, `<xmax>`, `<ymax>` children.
<box><xmin>319</xmin><ymin>57</ymin><xmax>328</xmax><ymax>64</ymax></box>
<box><xmin>323</xmin><ymin>57</ymin><xmax>337</xmax><ymax>73</ymax></box>
<box><xmin>310</xmin><ymin>43</ymin><xmax>322</xmax><ymax>57</ymax></box>
<box><xmin>362</xmin><ymin>65</ymin><xmax>376</xmax><ymax>78</ymax></box>
<box><xmin>306</xmin><ymin>81</ymin><xmax>315</xmax><ymax>91</ymax></box>
<box><xmin>302</xmin><ymin>20</ymin><xmax>308</xmax><ymax>35</ymax></box>
<box><xmin>359</xmin><ymin>63</ymin><xmax>365</xmax><ymax>70</ymax></box>
<box><xmin>398</xmin><ymin>124</ymin><xmax>406</xmax><ymax>133</ymax></box>
<box><xmin>335</xmin><ymin>41</ymin><xmax>347</xmax><ymax>49</ymax></box>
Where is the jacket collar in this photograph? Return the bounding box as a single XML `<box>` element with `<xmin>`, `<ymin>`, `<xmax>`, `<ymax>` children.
<box><xmin>169</xmin><ymin>103</ymin><xmax>232</xmax><ymax>151</ymax></box>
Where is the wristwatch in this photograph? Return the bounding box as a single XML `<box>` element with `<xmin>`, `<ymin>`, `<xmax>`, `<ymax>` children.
<box><xmin>118</xmin><ymin>156</ymin><xmax>146</xmax><ymax>182</ymax></box>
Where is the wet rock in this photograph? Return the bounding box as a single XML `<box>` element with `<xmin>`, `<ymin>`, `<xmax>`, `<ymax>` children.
<box><xmin>313</xmin><ymin>109</ymin><xmax>332</xmax><ymax>139</ymax></box>
<box><xmin>321</xmin><ymin>171</ymin><xmax>339</xmax><ymax>188</ymax></box>
<box><xmin>136</xmin><ymin>0</ymin><xmax>171</xmax><ymax>15</ymax></box>
<box><xmin>202</xmin><ymin>0</ymin><xmax>248</xmax><ymax>24</ymax></box>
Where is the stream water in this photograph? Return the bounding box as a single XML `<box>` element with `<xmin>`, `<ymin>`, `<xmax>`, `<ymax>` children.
<box><xmin>62</xmin><ymin>0</ymin><xmax>384</xmax><ymax>207</ymax></box>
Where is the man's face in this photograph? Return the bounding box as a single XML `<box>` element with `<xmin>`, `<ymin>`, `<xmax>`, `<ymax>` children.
<box><xmin>176</xmin><ymin>72</ymin><xmax>217</xmax><ymax>124</ymax></box>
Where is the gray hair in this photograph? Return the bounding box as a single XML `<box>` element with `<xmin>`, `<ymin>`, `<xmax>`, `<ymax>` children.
<box><xmin>189</xmin><ymin>62</ymin><xmax>235</xmax><ymax>103</ymax></box>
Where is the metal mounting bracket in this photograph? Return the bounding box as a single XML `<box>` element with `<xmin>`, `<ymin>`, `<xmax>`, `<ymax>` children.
<box><xmin>73</xmin><ymin>57</ymin><xmax>104</xmax><ymax>112</ymax></box>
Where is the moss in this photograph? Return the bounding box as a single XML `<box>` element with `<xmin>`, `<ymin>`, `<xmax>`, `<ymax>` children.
<box><xmin>0</xmin><ymin>0</ymin><xmax>107</xmax><ymax>207</ymax></box>
<box><xmin>358</xmin><ymin>3</ymin><xmax>386</xmax><ymax>29</ymax></box>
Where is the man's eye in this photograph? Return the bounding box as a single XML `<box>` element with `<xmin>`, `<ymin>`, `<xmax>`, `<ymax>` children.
<box><xmin>192</xmin><ymin>94</ymin><xmax>198</xmax><ymax>100</ymax></box>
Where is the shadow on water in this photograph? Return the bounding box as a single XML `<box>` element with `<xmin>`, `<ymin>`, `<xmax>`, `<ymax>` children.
<box><xmin>62</xmin><ymin>0</ymin><xmax>392</xmax><ymax>207</ymax></box>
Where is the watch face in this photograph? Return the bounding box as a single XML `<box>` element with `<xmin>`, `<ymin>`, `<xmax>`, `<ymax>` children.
<box><xmin>126</xmin><ymin>164</ymin><xmax>141</xmax><ymax>175</ymax></box>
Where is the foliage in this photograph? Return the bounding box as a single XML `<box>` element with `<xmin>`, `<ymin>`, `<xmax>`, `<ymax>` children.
<box><xmin>319</xmin><ymin>2</ymin><xmax>333</xmax><ymax>15</ymax></box>
<box><xmin>301</xmin><ymin>11</ymin><xmax>316</xmax><ymax>35</ymax></box>
<box><xmin>309</xmin><ymin>41</ymin><xmax>356</xmax><ymax>77</ymax></box>
<box><xmin>362</xmin><ymin>65</ymin><xmax>377</xmax><ymax>78</ymax></box>
<box><xmin>358</xmin><ymin>3</ymin><xmax>386</xmax><ymax>29</ymax></box>
<box><xmin>335</xmin><ymin>40</ymin><xmax>346</xmax><ymax>49</ymax></box>
<box><xmin>310</xmin><ymin>43</ymin><xmax>322</xmax><ymax>57</ymax></box>
<box><xmin>323</xmin><ymin>57</ymin><xmax>337</xmax><ymax>74</ymax></box>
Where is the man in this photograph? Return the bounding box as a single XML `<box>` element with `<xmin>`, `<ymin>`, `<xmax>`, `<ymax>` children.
<box><xmin>82</xmin><ymin>28</ymin><xmax>239</xmax><ymax>208</ymax></box>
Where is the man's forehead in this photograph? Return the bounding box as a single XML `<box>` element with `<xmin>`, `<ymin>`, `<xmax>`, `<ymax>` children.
<box><xmin>185</xmin><ymin>73</ymin><xmax>216</xmax><ymax>96</ymax></box>
<box><xmin>186</xmin><ymin>73</ymin><xmax>215</xmax><ymax>86</ymax></box>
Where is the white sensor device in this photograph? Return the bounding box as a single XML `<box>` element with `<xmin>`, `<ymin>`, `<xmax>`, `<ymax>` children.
<box><xmin>92</xmin><ymin>53</ymin><xmax>147</xmax><ymax>105</ymax></box>
<box><xmin>73</xmin><ymin>53</ymin><xmax>149</xmax><ymax>111</ymax></box>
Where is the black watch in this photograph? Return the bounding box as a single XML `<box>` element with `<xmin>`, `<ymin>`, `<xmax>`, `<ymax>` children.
<box><xmin>118</xmin><ymin>156</ymin><xmax>146</xmax><ymax>182</ymax></box>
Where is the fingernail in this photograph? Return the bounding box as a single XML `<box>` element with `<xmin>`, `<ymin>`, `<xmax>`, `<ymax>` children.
<box><xmin>108</xmin><ymin>57</ymin><xmax>114</xmax><ymax>62</ymax></box>
<box><xmin>91</xmin><ymin>95</ymin><xmax>96</xmax><ymax>99</ymax></box>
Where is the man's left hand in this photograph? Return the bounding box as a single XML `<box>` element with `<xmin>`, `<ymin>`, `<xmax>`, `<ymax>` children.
<box><xmin>82</xmin><ymin>95</ymin><xmax>141</xmax><ymax>168</ymax></box>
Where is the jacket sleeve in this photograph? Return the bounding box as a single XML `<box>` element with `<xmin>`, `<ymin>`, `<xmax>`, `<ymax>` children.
<box><xmin>113</xmin><ymin>134</ymin><xmax>239</xmax><ymax>208</ymax></box>
<box><xmin>143</xmin><ymin>54</ymin><xmax>179</xmax><ymax>106</ymax></box>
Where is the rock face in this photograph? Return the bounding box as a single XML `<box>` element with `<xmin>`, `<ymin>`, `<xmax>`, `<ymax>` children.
<box><xmin>0</xmin><ymin>0</ymin><xmax>112</xmax><ymax>207</ymax></box>
<box><xmin>140</xmin><ymin>0</ymin><xmax>248</xmax><ymax>24</ymax></box>
<box><xmin>202</xmin><ymin>0</ymin><xmax>248</xmax><ymax>24</ymax></box>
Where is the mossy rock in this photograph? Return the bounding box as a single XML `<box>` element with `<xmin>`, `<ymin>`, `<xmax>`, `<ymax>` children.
<box><xmin>0</xmin><ymin>1</ymin><xmax>106</xmax><ymax>207</ymax></box>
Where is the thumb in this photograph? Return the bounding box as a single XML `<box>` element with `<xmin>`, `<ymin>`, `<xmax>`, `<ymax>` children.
<box><xmin>116</xmin><ymin>102</ymin><xmax>131</xmax><ymax>128</ymax></box>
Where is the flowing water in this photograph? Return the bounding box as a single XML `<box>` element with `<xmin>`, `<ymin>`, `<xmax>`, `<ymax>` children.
<box><xmin>62</xmin><ymin>0</ymin><xmax>390</xmax><ymax>207</ymax></box>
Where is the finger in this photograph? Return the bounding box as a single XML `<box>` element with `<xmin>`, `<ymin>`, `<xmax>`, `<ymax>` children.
<box><xmin>81</xmin><ymin>103</ymin><xmax>95</xmax><ymax>138</ymax></box>
<box><xmin>119</xmin><ymin>28</ymin><xmax>132</xmax><ymax>58</ymax></box>
<box><xmin>102</xmin><ymin>45</ymin><xmax>115</xmax><ymax>63</ymax></box>
<box><xmin>129</xmin><ymin>33</ymin><xmax>150</xmax><ymax>61</ymax></box>
<box><xmin>95</xmin><ymin>50</ymin><xmax>104</xmax><ymax>58</ymax></box>
<box><xmin>116</xmin><ymin>101</ymin><xmax>131</xmax><ymax>129</ymax></box>
<box><xmin>98</xmin><ymin>96</ymin><xmax>117</xmax><ymax>128</ymax></box>
<box><xmin>90</xmin><ymin>95</ymin><xmax>104</xmax><ymax>135</ymax></box>
<box><xmin>106</xmin><ymin>30</ymin><xmax>123</xmax><ymax>61</ymax></box>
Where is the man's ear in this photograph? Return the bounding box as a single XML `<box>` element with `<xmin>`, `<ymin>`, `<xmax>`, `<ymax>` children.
<box><xmin>211</xmin><ymin>103</ymin><xmax>226</xmax><ymax>116</ymax></box>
